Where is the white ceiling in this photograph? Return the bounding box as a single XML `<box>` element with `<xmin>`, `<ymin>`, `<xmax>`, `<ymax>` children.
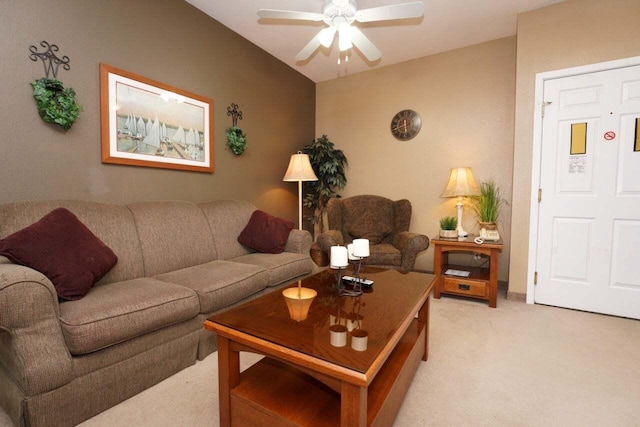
<box><xmin>185</xmin><ymin>0</ymin><xmax>564</xmax><ymax>83</ymax></box>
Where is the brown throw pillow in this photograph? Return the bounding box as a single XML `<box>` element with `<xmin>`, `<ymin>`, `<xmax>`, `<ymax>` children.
<box><xmin>238</xmin><ymin>210</ymin><xmax>294</xmax><ymax>254</ymax></box>
<box><xmin>0</xmin><ymin>208</ymin><xmax>118</xmax><ymax>300</ymax></box>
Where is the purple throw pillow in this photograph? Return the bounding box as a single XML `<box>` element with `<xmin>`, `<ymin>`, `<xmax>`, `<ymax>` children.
<box><xmin>0</xmin><ymin>208</ymin><xmax>118</xmax><ymax>300</ymax></box>
<box><xmin>238</xmin><ymin>210</ymin><xmax>294</xmax><ymax>254</ymax></box>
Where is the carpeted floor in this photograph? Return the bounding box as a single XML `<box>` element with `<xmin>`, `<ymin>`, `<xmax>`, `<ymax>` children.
<box><xmin>2</xmin><ymin>290</ymin><xmax>639</xmax><ymax>426</ymax></box>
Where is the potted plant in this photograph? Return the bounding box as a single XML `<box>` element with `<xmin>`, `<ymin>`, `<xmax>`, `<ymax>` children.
<box><xmin>302</xmin><ymin>135</ymin><xmax>348</xmax><ymax>237</ymax></box>
<box><xmin>470</xmin><ymin>180</ymin><xmax>505</xmax><ymax>230</ymax></box>
<box><xmin>439</xmin><ymin>216</ymin><xmax>458</xmax><ymax>238</ymax></box>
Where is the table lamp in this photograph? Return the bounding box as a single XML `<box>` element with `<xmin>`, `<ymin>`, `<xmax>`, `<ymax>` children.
<box><xmin>441</xmin><ymin>167</ymin><xmax>480</xmax><ymax>237</ymax></box>
<box><xmin>283</xmin><ymin>151</ymin><xmax>318</xmax><ymax>230</ymax></box>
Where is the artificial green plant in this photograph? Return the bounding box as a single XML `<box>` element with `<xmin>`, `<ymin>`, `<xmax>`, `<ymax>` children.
<box><xmin>302</xmin><ymin>135</ymin><xmax>348</xmax><ymax>235</ymax></box>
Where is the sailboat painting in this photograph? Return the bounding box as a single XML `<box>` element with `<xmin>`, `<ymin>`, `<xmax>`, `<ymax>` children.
<box><xmin>100</xmin><ymin>63</ymin><xmax>214</xmax><ymax>173</ymax></box>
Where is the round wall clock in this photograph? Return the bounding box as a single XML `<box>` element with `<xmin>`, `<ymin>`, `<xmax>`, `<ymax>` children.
<box><xmin>390</xmin><ymin>110</ymin><xmax>421</xmax><ymax>141</ymax></box>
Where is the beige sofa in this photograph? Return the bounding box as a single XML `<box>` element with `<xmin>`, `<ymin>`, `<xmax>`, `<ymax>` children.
<box><xmin>0</xmin><ymin>199</ymin><xmax>314</xmax><ymax>427</ymax></box>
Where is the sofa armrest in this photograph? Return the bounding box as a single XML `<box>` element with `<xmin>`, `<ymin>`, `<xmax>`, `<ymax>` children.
<box><xmin>0</xmin><ymin>258</ymin><xmax>73</xmax><ymax>396</ymax></box>
<box><xmin>316</xmin><ymin>230</ymin><xmax>345</xmax><ymax>254</ymax></box>
<box><xmin>284</xmin><ymin>229</ymin><xmax>313</xmax><ymax>254</ymax></box>
<box><xmin>392</xmin><ymin>232</ymin><xmax>430</xmax><ymax>273</ymax></box>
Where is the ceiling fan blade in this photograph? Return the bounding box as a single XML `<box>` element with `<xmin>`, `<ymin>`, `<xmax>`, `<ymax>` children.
<box><xmin>295</xmin><ymin>32</ymin><xmax>323</xmax><ymax>61</ymax></box>
<box><xmin>355</xmin><ymin>2</ymin><xmax>425</xmax><ymax>23</ymax></box>
<box><xmin>257</xmin><ymin>9</ymin><xmax>324</xmax><ymax>21</ymax></box>
<box><xmin>350</xmin><ymin>27</ymin><xmax>382</xmax><ymax>61</ymax></box>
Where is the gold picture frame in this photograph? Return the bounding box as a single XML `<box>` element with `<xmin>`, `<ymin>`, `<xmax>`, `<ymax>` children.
<box><xmin>100</xmin><ymin>63</ymin><xmax>214</xmax><ymax>173</ymax></box>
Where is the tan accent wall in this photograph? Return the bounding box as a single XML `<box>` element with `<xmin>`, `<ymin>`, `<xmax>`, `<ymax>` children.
<box><xmin>316</xmin><ymin>37</ymin><xmax>516</xmax><ymax>280</ymax></box>
<box><xmin>510</xmin><ymin>0</ymin><xmax>640</xmax><ymax>295</ymax></box>
<box><xmin>0</xmin><ymin>0</ymin><xmax>315</xmax><ymax>223</ymax></box>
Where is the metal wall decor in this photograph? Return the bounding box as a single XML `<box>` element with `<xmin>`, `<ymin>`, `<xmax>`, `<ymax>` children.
<box><xmin>227</xmin><ymin>103</ymin><xmax>243</xmax><ymax>126</ymax></box>
<box><xmin>29</xmin><ymin>41</ymin><xmax>81</xmax><ymax>131</ymax></box>
<box><xmin>29</xmin><ymin>41</ymin><xmax>70</xmax><ymax>79</ymax></box>
<box><xmin>226</xmin><ymin>103</ymin><xmax>247</xmax><ymax>155</ymax></box>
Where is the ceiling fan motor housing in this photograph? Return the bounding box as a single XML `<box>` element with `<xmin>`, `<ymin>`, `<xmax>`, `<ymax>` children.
<box><xmin>322</xmin><ymin>0</ymin><xmax>357</xmax><ymax>26</ymax></box>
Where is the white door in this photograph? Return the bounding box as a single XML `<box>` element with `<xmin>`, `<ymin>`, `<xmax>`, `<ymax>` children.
<box><xmin>535</xmin><ymin>64</ymin><xmax>640</xmax><ymax>319</ymax></box>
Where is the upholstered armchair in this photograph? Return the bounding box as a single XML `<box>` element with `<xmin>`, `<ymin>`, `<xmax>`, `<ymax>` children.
<box><xmin>316</xmin><ymin>195</ymin><xmax>429</xmax><ymax>273</ymax></box>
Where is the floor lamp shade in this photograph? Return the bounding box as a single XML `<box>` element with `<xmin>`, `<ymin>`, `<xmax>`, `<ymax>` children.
<box><xmin>441</xmin><ymin>167</ymin><xmax>480</xmax><ymax>237</ymax></box>
<box><xmin>283</xmin><ymin>153</ymin><xmax>318</xmax><ymax>182</ymax></box>
<box><xmin>283</xmin><ymin>152</ymin><xmax>318</xmax><ymax>230</ymax></box>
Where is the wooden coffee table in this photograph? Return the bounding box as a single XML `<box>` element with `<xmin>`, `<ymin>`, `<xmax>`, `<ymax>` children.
<box><xmin>204</xmin><ymin>268</ymin><xmax>435</xmax><ymax>427</ymax></box>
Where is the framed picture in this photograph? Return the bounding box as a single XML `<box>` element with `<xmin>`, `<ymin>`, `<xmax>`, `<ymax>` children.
<box><xmin>100</xmin><ymin>63</ymin><xmax>214</xmax><ymax>173</ymax></box>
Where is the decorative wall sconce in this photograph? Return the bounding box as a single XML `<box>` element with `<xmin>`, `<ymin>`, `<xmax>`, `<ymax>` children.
<box><xmin>29</xmin><ymin>41</ymin><xmax>81</xmax><ymax>131</ymax></box>
<box><xmin>226</xmin><ymin>103</ymin><xmax>246</xmax><ymax>155</ymax></box>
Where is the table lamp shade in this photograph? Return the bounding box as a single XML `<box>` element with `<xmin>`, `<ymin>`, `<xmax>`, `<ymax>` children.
<box><xmin>283</xmin><ymin>153</ymin><xmax>318</xmax><ymax>181</ymax></box>
<box><xmin>441</xmin><ymin>167</ymin><xmax>480</xmax><ymax>197</ymax></box>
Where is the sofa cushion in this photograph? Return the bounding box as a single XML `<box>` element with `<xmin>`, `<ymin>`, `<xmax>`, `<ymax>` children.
<box><xmin>238</xmin><ymin>210</ymin><xmax>294</xmax><ymax>254</ymax></box>
<box><xmin>0</xmin><ymin>208</ymin><xmax>118</xmax><ymax>300</ymax></box>
<box><xmin>59</xmin><ymin>277</ymin><xmax>199</xmax><ymax>355</ymax></box>
<box><xmin>342</xmin><ymin>197</ymin><xmax>395</xmax><ymax>244</ymax></box>
<box><xmin>198</xmin><ymin>200</ymin><xmax>256</xmax><ymax>260</ymax></box>
<box><xmin>232</xmin><ymin>252</ymin><xmax>312</xmax><ymax>287</ymax></box>
<box><xmin>128</xmin><ymin>201</ymin><xmax>216</xmax><ymax>276</ymax></box>
<box><xmin>364</xmin><ymin>243</ymin><xmax>401</xmax><ymax>267</ymax></box>
<box><xmin>0</xmin><ymin>200</ymin><xmax>145</xmax><ymax>286</ymax></box>
<box><xmin>154</xmin><ymin>260</ymin><xmax>269</xmax><ymax>313</ymax></box>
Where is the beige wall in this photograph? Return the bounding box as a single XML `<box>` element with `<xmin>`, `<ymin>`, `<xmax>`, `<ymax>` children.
<box><xmin>0</xmin><ymin>0</ymin><xmax>315</xmax><ymax>222</ymax></box>
<box><xmin>510</xmin><ymin>0</ymin><xmax>640</xmax><ymax>295</ymax></box>
<box><xmin>317</xmin><ymin>37</ymin><xmax>516</xmax><ymax>281</ymax></box>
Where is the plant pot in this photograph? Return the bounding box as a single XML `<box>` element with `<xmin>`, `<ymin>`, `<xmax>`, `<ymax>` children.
<box><xmin>439</xmin><ymin>229</ymin><xmax>458</xmax><ymax>238</ymax></box>
<box><xmin>310</xmin><ymin>243</ymin><xmax>329</xmax><ymax>267</ymax></box>
<box><xmin>478</xmin><ymin>221</ymin><xmax>497</xmax><ymax>231</ymax></box>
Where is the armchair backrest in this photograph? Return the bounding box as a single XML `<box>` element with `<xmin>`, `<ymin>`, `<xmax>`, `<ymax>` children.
<box><xmin>327</xmin><ymin>195</ymin><xmax>412</xmax><ymax>244</ymax></box>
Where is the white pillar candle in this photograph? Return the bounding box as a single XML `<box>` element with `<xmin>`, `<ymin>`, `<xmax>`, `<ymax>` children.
<box><xmin>347</xmin><ymin>244</ymin><xmax>358</xmax><ymax>261</ymax></box>
<box><xmin>330</xmin><ymin>246</ymin><xmax>348</xmax><ymax>268</ymax></box>
<box><xmin>352</xmin><ymin>239</ymin><xmax>370</xmax><ymax>258</ymax></box>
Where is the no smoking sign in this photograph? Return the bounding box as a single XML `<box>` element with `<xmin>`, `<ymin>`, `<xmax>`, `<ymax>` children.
<box><xmin>604</xmin><ymin>131</ymin><xmax>616</xmax><ymax>141</ymax></box>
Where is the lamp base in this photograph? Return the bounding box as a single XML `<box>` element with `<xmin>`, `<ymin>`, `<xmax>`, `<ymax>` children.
<box><xmin>455</xmin><ymin>197</ymin><xmax>469</xmax><ymax>237</ymax></box>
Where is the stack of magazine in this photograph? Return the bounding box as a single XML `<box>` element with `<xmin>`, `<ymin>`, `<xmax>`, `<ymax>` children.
<box><xmin>444</xmin><ymin>269</ymin><xmax>470</xmax><ymax>278</ymax></box>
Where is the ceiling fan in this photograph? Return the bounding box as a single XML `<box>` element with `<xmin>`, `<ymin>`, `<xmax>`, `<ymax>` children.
<box><xmin>257</xmin><ymin>0</ymin><xmax>425</xmax><ymax>62</ymax></box>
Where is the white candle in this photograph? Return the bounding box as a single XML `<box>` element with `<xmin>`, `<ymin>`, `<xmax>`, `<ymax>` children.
<box><xmin>347</xmin><ymin>244</ymin><xmax>358</xmax><ymax>261</ymax></box>
<box><xmin>352</xmin><ymin>239</ymin><xmax>370</xmax><ymax>258</ymax></box>
<box><xmin>330</xmin><ymin>246</ymin><xmax>348</xmax><ymax>268</ymax></box>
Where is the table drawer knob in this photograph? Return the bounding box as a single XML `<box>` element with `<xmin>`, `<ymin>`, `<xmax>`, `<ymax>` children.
<box><xmin>458</xmin><ymin>284</ymin><xmax>470</xmax><ymax>291</ymax></box>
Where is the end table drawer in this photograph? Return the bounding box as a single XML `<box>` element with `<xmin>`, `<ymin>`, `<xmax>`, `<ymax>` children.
<box><xmin>443</xmin><ymin>277</ymin><xmax>486</xmax><ymax>297</ymax></box>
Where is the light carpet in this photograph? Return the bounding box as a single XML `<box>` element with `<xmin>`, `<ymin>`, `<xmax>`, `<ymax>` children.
<box><xmin>1</xmin><ymin>291</ymin><xmax>639</xmax><ymax>426</ymax></box>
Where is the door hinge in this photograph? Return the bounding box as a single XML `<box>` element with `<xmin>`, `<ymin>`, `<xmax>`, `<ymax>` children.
<box><xmin>538</xmin><ymin>188</ymin><xmax>542</xmax><ymax>203</ymax></box>
<box><xmin>542</xmin><ymin>101</ymin><xmax>552</xmax><ymax>118</ymax></box>
<box><xmin>534</xmin><ymin>271</ymin><xmax>538</xmax><ymax>285</ymax></box>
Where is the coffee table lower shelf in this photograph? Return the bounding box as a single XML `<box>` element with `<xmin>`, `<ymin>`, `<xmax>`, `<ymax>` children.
<box><xmin>229</xmin><ymin>319</ymin><xmax>426</xmax><ymax>427</ymax></box>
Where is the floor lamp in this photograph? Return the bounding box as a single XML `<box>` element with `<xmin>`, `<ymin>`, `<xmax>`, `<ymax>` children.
<box><xmin>441</xmin><ymin>167</ymin><xmax>480</xmax><ymax>237</ymax></box>
<box><xmin>283</xmin><ymin>151</ymin><xmax>318</xmax><ymax>230</ymax></box>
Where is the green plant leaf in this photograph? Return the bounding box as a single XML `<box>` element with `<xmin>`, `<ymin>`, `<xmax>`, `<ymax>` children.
<box><xmin>469</xmin><ymin>180</ymin><xmax>506</xmax><ymax>223</ymax></box>
<box><xmin>300</xmin><ymin>135</ymin><xmax>348</xmax><ymax>231</ymax></box>
<box><xmin>31</xmin><ymin>78</ymin><xmax>81</xmax><ymax>131</ymax></box>
<box><xmin>226</xmin><ymin>126</ymin><xmax>247</xmax><ymax>155</ymax></box>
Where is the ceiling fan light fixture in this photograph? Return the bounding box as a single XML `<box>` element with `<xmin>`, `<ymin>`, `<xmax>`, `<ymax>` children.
<box><xmin>338</xmin><ymin>23</ymin><xmax>353</xmax><ymax>51</ymax></box>
<box><xmin>259</xmin><ymin>0</ymin><xmax>425</xmax><ymax>63</ymax></box>
<box><xmin>318</xmin><ymin>27</ymin><xmax>337</xmax><ymax>48</ymax></box>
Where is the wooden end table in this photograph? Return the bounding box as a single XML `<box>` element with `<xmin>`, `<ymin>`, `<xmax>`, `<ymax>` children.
<box><xmin>205</xmin><ymin>268</ymin><xmax>435</xmax><ymax>426</ymax></box>
<box><xmin>432</xmin><ymin>235</ymin><xmax>503</xmax><ymax>308</ymax></box>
